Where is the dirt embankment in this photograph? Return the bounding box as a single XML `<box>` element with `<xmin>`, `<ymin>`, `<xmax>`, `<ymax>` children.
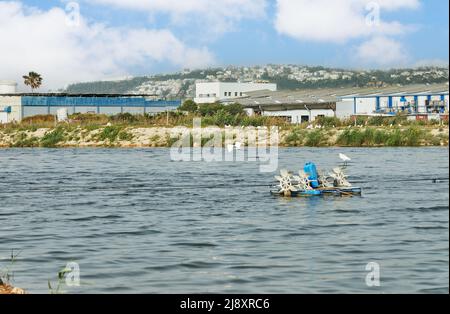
<box><xmin>0</xmin><ymin>125</ymin><xmax>448</xmax><ymax>148</ymax></box>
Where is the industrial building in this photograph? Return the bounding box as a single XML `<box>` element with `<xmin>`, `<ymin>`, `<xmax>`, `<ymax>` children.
<box><xmin>0</xmin><ymin>81</ymin><xmax>181</xmax><ymax>124</ymax></box>
<box><xmin>194</xmin><ymin>82</ymin><xmax>277</xmax><ymax>104</ymax></box>
<box><xmin>2</xmin><ymin>79</ymin><xmax>448</xmax><ymax>125</ymax></box>
<box><xmin>228</xmin><ymin>84</ymin><xmax>449</xmax><ymax>124</ymax></box>
<box><xmin>336</xmin><ymin>84</ymin><xmax>449</xmax><ymax>119</ymax></box>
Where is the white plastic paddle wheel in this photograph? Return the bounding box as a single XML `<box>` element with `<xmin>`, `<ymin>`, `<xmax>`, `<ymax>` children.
<box><xmin>275</xmin><ymin>169</ymin><xmax>298</xmax><ymax>196</ymax></box>
<box><xmin>293</xmin><ymin>171</ymin><xmax>313</xmax><ymax>191</ymax></box>
<box><xmin>329</xmin><ymin>167</ymin><xmax>352</xmax><ymax>187</ymax></box>
<box><xmin>318</xmin><ymin>170</ymin><xmax>334</xmax><ymax>188</ymax></box>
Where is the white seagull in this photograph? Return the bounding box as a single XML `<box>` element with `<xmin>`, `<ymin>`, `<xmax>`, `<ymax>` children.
<box><xmin>339</xmin><ymin>153</ymin><xmax>351</xmax><ymax>166</ymax></box>
<box><xmin>227</xmin><ymin>142</ymin><xmax>243</xmax><ymax>153</ymax></box>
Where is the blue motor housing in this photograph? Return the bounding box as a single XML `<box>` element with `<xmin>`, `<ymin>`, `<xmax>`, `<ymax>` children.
<box><xmin>304</xmin><ymin>162</ymin><xmax>319</xmax><ymax>188</ymax></box>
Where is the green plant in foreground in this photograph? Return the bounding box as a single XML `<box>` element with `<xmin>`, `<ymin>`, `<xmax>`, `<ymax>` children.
<box><xmin>48</xmin><ymin>266</ymin><xmax>74</xmax><ymax>294</ymax></box>
<box><xmin>1</xmin><ymin>250</ymin><xmax>21</xmax><ymax>286</ymax></box>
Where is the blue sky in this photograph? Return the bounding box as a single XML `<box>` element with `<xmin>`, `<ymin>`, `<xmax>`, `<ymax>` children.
<box><xmin>0</xmin><ymin>0</ymin><xmax>448</xmax><ymax>89</ymax></box>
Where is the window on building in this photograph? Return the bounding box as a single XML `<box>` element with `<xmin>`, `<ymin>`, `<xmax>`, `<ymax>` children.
<box><xmin>235</xmin><ymin>92</ymin><xmax>238</xmax><ymax>97</ymax></box>
<box><xmin>301</xmin><ymin>116</ymin><xmax>310</xmax><ymax>123</ymax></box>
<box><xmin>240</xmin><ymin>92</ymin><xmax>243</xmax><ymax>96</ymax></box>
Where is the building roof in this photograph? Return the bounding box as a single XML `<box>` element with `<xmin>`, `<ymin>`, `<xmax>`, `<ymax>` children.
<box><xmin>0</xmin><ymin>80</ymin><xmax>17</xmax><ymax>85</ymax></box>
<box><xmin>231</xmin><ymin>83</ymin><xmax>449</xmax><ymax>109</ymax></box>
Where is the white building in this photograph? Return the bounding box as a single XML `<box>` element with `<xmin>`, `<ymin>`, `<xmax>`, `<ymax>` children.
<box><xmin>0</xmin><ymin>80</ymin><xmax>17</xmax><ymax>94</ymax></box>
<box><xmin>0</xmin><ymin>80</ymin><xmax>19</xmax><ymax>123</ymax></box>
<box><xmin>336</xmin><ymin>85</ymin><xmax>449</xmax><ymax>119</ymax></box>
<box><xmin>230</xmin><ymin>83</ymin><xmax>449</xmax><ymax>124</ymax></box>
<box><xmin>194</xmin><ymin>82</ymin><xmax>277</xmax><ymax>104</ymax></box>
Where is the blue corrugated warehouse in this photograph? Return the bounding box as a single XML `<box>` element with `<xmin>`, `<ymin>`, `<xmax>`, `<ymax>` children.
<box><xmin>0</xmin><ymin>93</ymin><xmax>181</xmax><ymax>123</ymax></box>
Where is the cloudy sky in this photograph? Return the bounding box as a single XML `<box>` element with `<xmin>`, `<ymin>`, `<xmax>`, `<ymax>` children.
<box><xmin>0</xmin><ymin>0</ymin><xmax>448</xmax><ymax>89</ymax></box>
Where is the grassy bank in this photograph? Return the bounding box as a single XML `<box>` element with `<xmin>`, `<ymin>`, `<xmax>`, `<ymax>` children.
<box><xmin>282</xmin><ymin>126</ymin><xmax>448</xmax><ymax>147</ymax></box>
<box><xmin>0</xmin><ymin>113</ymin><xmax>448</xmax><ymax>148</ymax></box>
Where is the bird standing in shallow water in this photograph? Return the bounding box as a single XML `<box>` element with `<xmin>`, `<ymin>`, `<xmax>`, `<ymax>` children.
<box><xmin>339</xmin><ymin>153</ymin><xmax>351</xmax><ymax>167</ymax></box>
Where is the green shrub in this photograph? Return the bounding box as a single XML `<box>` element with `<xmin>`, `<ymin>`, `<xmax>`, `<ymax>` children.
<box><xmin>98</xmin><ymin>126</ymin><xmax>123</xmax><ymax>142</ymax></box>
<box><xmin>11</xmin><ymin>133</ymin><xmax>40</xmax><ymax>148</ymax></box>
<box><xmin>362</xmin><ymin>128</ymin><xmax>375</xmax><ymax>146</ymax></box>
<box><xmin>305</xmin><ymin>130</ymin><xmax>324</xmax><ymax>147</ymax></box>
<box><xmin>315</xmin><ymin>116</ymin><xmax>341</xmax><ymax>127</ymax></box>
<box><xmin>430</xmin><ymin>137</ymin><xmax>442</xmax><ymax>146</ymax></box>
<box><xmin>337</xmin><ymin>129</ymin><xmax>358</xmax><ymax>146</ymax></box>
<box><xmin>41</xmin><ymin>127</ymin><xmax>65</xmax><ymax>148</ymax></box>
<box><xmin>285</xmin><ymin>129</ymin><xmax>302</xmax><ymax>145</ymax></box>
<box><xmin>118</xmin><ymin>131</ymin><xmax>133</xmax><ymax>141</ymax></box>
<box><xmin>211</xmin><ymin>109</ymin><xmax>238</xmax><ymax>126</ymax></box>
<box><xmin>84</xmin><ymin>124</ymin><xmax>102</xmax><ymax>131</ymax></box>
<box><xmin>70</xmin><ymin>113</ymin><xmax>108</xmax><ymax>123</ymax></box>
<box><xmin>390</xmin><ymin>114</ymin><xmax>408</xmax><ymax>126</ymax></box>
<box><xmin>166</xmin><ymin>134</ymin><xmax>181</xmax><ymax>147</ymax></box>
<box><xmin>178</xmin><ymin>100</ymin><xmax>198</xmax><ymax>113</ymax></box>
<box><xmin>403</xmin><ymin>126</ymin><xmax>423</xmax><ymax>146</ymax></box>
<box><xmin>367</xmin><ymin>116</ymin><xmax>385</xmax><ymax>126</ymax></box>
<box><xmin>224</xmin><ymin>103</ymin><xmax>245</xmax><ymax>116</ymax></box>
<box><xmin>373</xmin><ymin>130</ymin><xmax>389</xmax><ymax>145</ymax></box>
<box><xmin>150</xmin><ymin>134</ymin><xmax>161</xmax><ymax>142</ymax></box>
<box><xmin>198</xmin><ymin>103</ymin><xmax>225</xmax><ymax>117</ymax></box>
<box><xmin>337</xmin><ymin>128</ymin><xmax>385</xmax><ymax>147</ymax></box>
<box><xmin>109</xmin><ymin>112</ymin><xmax>137</xmax><ymax>123</ymax></box>
<box><xmin>385</xmin><ymin>129</ymin><xmax>403</xmax><ymax>146</ymax></box>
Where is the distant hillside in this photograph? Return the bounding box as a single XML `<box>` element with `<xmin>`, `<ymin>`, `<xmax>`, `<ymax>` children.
<box><xmin>65</xmin><ymin>77</ymin><xmax>151</xmax><ymax>94</ymax></box>
<box><xmin>64</xmin><ymin>65</ymin><xmax>449</xmax><ymax>98</ymax></box>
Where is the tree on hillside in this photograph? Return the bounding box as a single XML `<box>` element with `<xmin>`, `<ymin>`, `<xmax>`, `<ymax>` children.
<box><xmin>23</xmin><ymin>72</ymin><xmax>43</xmax><ymax>93</ymax></box>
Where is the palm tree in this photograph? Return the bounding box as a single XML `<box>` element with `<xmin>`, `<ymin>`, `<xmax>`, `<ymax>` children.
<box><xmin>23</xmin><ymin>72</ymin><xmax>43</xmax><ymax>93</ymax></box>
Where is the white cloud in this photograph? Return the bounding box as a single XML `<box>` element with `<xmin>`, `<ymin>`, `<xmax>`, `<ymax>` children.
<box><xmin>0</xmin><ymin>1</ymin><xmax>215</xmax><ymax>90</ymax></box>
<box><xmin>356</xmin><ymin>36</ymin><xmax>410</xmax><ymax>66</ymax></box>
<box><xmin>89</xmin><ymin>0</ymin><xmax>268</xmax><ymax>35</ymax></box>
<box><xmin>274</xmin><ymin>0</ymin><xmax>419</xmax><ymax>43</ymax></box>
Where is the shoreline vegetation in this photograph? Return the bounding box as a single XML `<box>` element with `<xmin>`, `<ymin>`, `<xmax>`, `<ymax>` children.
<box><xmin>0</xmin><ymin>104</ymin><xmax>448</xmax><ymax>148</ymax></box>
<box><xmin>1</xmin><ymin>250</ymin><xmax>26</xmax><ymax>295</ymax></box>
